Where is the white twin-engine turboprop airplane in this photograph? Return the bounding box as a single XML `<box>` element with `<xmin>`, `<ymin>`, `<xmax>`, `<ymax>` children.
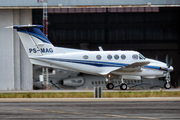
<box><xmin>9</xmin><ymin>25</ymin><xmax>173</xmax><ymax>90</ymax></box>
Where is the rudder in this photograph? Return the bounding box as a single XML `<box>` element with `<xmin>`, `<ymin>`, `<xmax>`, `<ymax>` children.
<box><xmin>13</xmin><ymin>25</ymin><xmax>56</xmax><ymax>56</ymax></box>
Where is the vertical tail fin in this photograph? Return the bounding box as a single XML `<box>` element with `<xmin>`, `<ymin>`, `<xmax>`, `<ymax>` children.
<box><xmin>12</xmin><ymin>25</ymin><xmax>56</xmax><ymax>56</ymax></box>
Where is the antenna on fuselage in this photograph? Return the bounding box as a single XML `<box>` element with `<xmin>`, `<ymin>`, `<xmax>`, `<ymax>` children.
<box><xmin>98</xmin><ymin>46</ymin><xmax>104</xmax><ymax>51</ymax></box>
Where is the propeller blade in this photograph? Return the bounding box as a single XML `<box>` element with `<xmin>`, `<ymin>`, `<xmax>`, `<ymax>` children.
<box><xmin>165</xmin><ymin>55</ymin><xmax>171</xmax><ymax>68</ymax></box>
<box><xmin>155</xmin><ymin>55</ymin><xmax>158</xmax><ymax>60</ymax></box>
<box><xmin>165</xmin><ymin>55</ymin><xmax>168</xmax><ymax>65</ymax></box>
<box><xmin>170</xmin><ymin>57</ymin><xmax>173</xmax><ymax>66</ymax></box>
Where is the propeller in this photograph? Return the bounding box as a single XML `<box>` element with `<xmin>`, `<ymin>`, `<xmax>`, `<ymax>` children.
<box><xmin>165</xmin><ymin>55</ymin><xmax>173</xmax><ymax>68</ymax></box>
<box><xmin>165</xmin><ymin>55</ymin><xmax>169</xmax><ymax>67</ymax></box>
<box><xmin>155</xmin><ymin>55</ymin><xmax>158</xmax><ymax>60</ymax></box>
<box><xmin>170</xmin><ymin>57</ymin><xmax>173</xmax><ymax>67</ymax></box>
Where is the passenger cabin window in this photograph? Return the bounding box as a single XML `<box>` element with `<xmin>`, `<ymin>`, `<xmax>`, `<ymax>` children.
<box><xmin>114</xmin><ymin>55</ymin><xmax>119</xmax><ymax>60</ymax></box>
<box><xmin>121</xmin><ymin>54</ymin><xmax>126</xmax><ymax>60</ymax></box>
<box><xmin>96</xmin><ymin>55</ymin><xmax>101</xmax><ymax>60</ymax></box>
<box><xmin>107</xmin><ymin>54</ymin><xmax>112</xmax><ymax>60</ymax></box>
<box><xmin>83</xmin><ymin>55</ymin><xmax>88</xmax><ymax>59</ymax></box>
<box><xmin>132</xmin><ymin>54</ymin><xmax>138</xmax><ymax>60</ymax></box>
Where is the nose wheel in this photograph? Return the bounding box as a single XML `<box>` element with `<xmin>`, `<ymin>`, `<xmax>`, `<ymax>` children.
<box><xmin>164</xmin><ymin>82</ymin><xmax>171</xmax><ymax>89</ymax></box>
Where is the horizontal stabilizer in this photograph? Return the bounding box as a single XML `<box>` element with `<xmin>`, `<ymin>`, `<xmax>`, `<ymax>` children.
<box><xmin>6</xmin><ymin>25</ymin><xmax>43</xmax><ymax>29</ymax></box>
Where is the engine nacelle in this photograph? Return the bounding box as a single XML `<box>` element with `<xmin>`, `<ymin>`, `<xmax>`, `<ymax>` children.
<box><xmin>60</xmin><ymin>77</ymin><xmax>84</xmax><ymax>87</ymax></box>
<box><xmin>142</xmin><ymin>76</ymin><xmax>156</xmax><ymax>79</ymax></box>
<box><xmin>121</xmin><ymin>75</ymin><xmax>141</xmax><ymax>80</ymax></box>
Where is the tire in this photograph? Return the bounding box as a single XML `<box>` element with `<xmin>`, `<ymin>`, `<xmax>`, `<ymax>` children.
<box><xmin>120</xmin><ymin>83</ymin><xmax>127</xmax><ymax>90</ymax></box>
<box><xmin>164</xmin><ymin>82</ymin><xmax>171</xmax><ymax>89</ymax></box>
<box><xmin>106</xmin><ymin>83</ymin><xmax>114</xmax><ymax>90</ymax></box>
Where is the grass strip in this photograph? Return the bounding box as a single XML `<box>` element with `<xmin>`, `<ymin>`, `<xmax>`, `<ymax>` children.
<box><xmin>0</xmin><ymin>91</ymin><xmax>180</xmax><ymax>98</ymax></box>
<box><xmin>103</xmin><ymin>91</ymin><xmax>180</xmax><ymax>98</ymax></box>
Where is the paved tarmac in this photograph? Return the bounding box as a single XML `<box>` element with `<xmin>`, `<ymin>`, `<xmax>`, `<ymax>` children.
<box><xmin>0</xmin><ymin>98</ymin><xmax>180</xmax><ymax>120</ymax></box>
<box><xmin>0</xmin><ymin>89</ymin><xmax>180</xmax><ymax>119</ymax></box>
<box><xmin>0</xmin><ymin>97</ymin><xmax>180</xmax><ymax>102</ymax></box>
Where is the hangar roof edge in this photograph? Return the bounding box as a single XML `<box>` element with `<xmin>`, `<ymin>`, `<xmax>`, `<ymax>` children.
<box><xmin>0</xmin><ymin>0</ymin><xmax>180</xmax><ymax>9</ymax></box>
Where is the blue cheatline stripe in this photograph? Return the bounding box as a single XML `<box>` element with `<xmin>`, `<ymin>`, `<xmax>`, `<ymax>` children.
<box><xmin>16</xmin><ymin>27</ymin><xmax>52</xmax><ymax>44</ymax></box>
<box><xmin>145</xmin><ymin>66</ymin><xmax>168</xmax><ymax>71</ymax></box>
<box><xmin>17</xmin><ymin>30</ymin><xmax>52</xmax><ymax>44</ymax></box>
<box><xmin>29</xmin><ymin>32</ymin><xmax>52</xmax><ymax>44</ymax></box>
<box><xmin>42</xmin><ymin>58</ymin><xmax>127</xmax><ymax>67</ymax></box>
<box><xmin>145</xmin><ymin>65</ymin><xmax>160</xmax><ymax>69</ymax></box>
<box><xmin>40</xmin><ymin>58</ymin><xmax>168</xmax><ymax>71</ymax></box>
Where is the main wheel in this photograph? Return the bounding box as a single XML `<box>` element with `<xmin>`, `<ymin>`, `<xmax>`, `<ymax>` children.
<box><xmin>164</xmin><ymin>82</ymin><xmax>171</xmax><ymax>89</ymax></box>
<box><xmin>106</xmin><ymin>83</ymin><xmax>114</xmax><ymax>90</ymax></box>
<box><xmin>120</xmin><ymin>83</ymin><xmax>127</xmax><ymax>90</ymax></box>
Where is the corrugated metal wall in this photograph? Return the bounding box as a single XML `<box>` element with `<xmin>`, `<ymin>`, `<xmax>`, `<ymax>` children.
<box><xmin>0</xmin><ymin>10</ymin><xmax>14</xmax><ymax>90</ymax></box>
<box><xmin>33</xmin><ymin>7</ymin><xmax>179</xmax><ymax>46</ymax></box>
<box><xmin>19</xmin><ymin>10</ymin><xmax>33</xmax><ymax>90</ymax></box>
<box><xmin>0</xmin><ymin>9</ymin><xmax>32</xmax><ymax>90</ymax></box>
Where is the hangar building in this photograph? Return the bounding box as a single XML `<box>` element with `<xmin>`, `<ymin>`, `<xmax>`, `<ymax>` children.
<box><xmin>0</xmin><ymin>0</ymin><xmax>180</xmax><ymax>90</ymax></box>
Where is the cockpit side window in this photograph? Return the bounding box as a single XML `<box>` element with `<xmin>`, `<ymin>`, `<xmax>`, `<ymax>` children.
<box><xmin>139</xmin><ymin>54</ymin><xmax>146</xmax><ymax>60</ymax></box>
<box><xmin>139</xmin><ymin>55</ymin><xmax>143</xmax><ymax>60</ymax></box>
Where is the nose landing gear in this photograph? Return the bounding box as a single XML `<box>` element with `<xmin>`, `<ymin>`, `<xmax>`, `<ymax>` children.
<box><xmin>164</xmin><ymin>82</ymin><xmax>171</xmax><ymax>89</ymax></box>
<box><xmin>164</xmin><ymin>72</ymin><xmax>171</xmax><ymax>89</ymax></box>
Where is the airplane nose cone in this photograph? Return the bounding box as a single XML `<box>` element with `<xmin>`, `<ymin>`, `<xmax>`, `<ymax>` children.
<box><xmin>168</xmin><ymin>66</ymin><xmax>173</xmax><ymax>72</ymax></box>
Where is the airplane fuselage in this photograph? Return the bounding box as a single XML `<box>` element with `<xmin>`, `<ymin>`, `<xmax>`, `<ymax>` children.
<box><xmin>30</xmin><ymin>50</ymin><xmax>168</xmax><ymax>79</ymax></box>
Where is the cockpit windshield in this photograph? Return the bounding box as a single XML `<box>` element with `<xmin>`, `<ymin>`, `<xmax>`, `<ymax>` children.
<box><xmin>139</xmin><ymin>54</ymin><xmax>146</xmax><ymax>60</ymax></box>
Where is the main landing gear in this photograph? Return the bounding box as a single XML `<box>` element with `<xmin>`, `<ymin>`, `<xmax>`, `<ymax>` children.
<box><xmin>106</xmin><ymin>83</ymin><xmax>114</xmax><ymax>90</ymax></box>
<box><xmin>105</xmin><ymin>76</ymin><xmax>127</xmax><ymax>90</ymax></box>
<box><xmin>119</xmin><ymin>78</ymin><xmax>127</xmax><ymax>90</ymax></box>
<box><xmin>120</xmin><ymin>83</ymin><xmax>127</xmax><ymax>90</ymax></box>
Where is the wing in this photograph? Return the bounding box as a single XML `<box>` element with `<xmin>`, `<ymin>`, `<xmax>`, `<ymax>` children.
<box><xmin>112</xmin><ymin>61</ymin><xmax>150</xmax><ymax>72</ymax></box>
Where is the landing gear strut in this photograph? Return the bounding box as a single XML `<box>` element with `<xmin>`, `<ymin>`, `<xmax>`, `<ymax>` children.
<box><xmin>164</xmin><ymin>72</ymin><xmax>171</xmax><ymax>89</ymax></box>
<box><xmin>120</xmin><ymin>78</ymin><xmax>127</xmax><ymax>90</ymax></box>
